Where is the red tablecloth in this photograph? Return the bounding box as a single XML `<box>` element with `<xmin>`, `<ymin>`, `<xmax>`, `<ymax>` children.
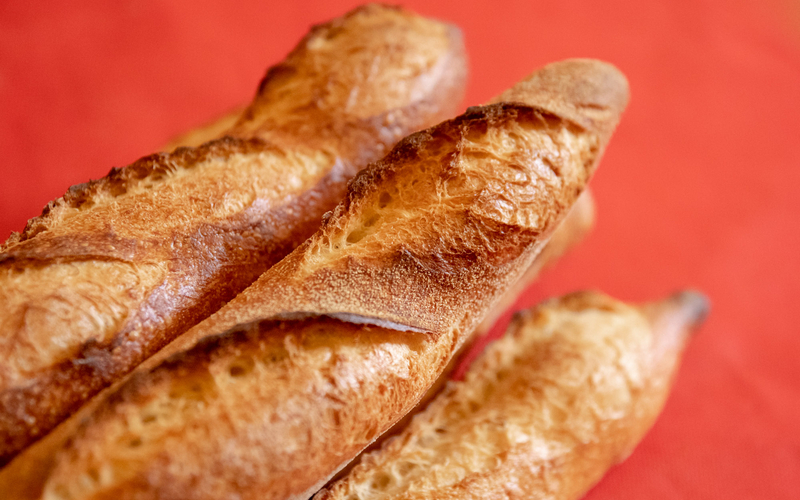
<box><xmin>1</xmin><ymin>1</ymin><xmax>798</xmax><ymax>497</ymax></box>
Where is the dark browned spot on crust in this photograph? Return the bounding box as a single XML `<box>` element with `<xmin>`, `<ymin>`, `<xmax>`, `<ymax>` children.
<box><xmin>228</xmin><ymin>357</ymin><xmax>255</xmax><ymax>378</ymax></box>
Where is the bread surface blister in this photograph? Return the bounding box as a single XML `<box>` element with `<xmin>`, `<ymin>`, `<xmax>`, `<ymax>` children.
<box><xmin>12</xmin><ymin>59</ymin><xmax>629</xmax><ymax>500</ymax></box>
<box><xmin>0</xmin><ymin>4</ymin><xmax>467</xmax><ymax>463</ymax></box>
<box><xmin>316</xmin><ymin>291</ymin><xmax>709</xmax><ymax>500</ymax></box>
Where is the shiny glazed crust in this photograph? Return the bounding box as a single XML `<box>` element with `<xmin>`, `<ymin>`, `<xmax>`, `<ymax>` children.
<box><xmin>316</xmin><ymin>290</ymin><xmax>709</xmax><ymax>500</ymax></box>
<box><xmin>28</xmin><ymin>59</ymin><xmax>628</xmax><ymax>500</ymax></box>
<box><xmin>0</xmin><ymin>4</ymin><xmax>467</xmax><ymax>462</ymax></box>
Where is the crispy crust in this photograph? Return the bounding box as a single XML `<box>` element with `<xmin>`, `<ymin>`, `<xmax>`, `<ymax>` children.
<box><xmin>474</xmin><ymin>188</ymin><xmax>595</xmax><ymax>336</ymax></box>
<box><xmin>316</xmin><ymin>290</ymin><xmax>709</xmax><ymax>500</ymax></box>
<box><xmin>27</xmin><ymin>59</ymin><xmax>628</xmax><ymax>500</ymax></box>
<box><xmin>330</xmin><ymin>189</ymin><xmax>596</xmax><ymax>483</ymax></box>
<box><xmin>0</xmin><ymin>4</ymin><xmax>467</xmax><ymax>462</ymax></box>
<box><xmin>325</xmin><ymin>89</ymin><xmax>601</xmax><ymax>480</ymax></box>
<box><xmin>0</xmin><ymin>171</ymin><xmax>597</xmax><ymax>500</ymax></box>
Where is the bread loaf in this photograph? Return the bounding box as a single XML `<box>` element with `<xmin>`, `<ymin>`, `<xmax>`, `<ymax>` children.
<box><xmin>24</xmin><ymin>59</ymin><xmax>627</xmax><ymax>500</ymax></box>
<box><xmin>0</xmin><ymin>162</ymin><xmax>598</xmax><ymax>500</ymax></box>
<box><xmin>0</xmin><ymin>4</ymin><xmax>467</xmax><ymax>462</ymax></box>
<box><xmin>316</xmin><ymin>290</ymin><xmax>709</xmax><ymax>500</ymax></box>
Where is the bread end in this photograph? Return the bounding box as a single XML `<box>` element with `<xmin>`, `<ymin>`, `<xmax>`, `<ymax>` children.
<box><xmin>492</xmin><ymin>58</ymin><xmax>630</xmax><ymax>137</ymax></box>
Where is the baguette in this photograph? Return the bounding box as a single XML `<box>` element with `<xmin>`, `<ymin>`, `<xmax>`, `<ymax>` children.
<box><xmin>166</xmin><ymin>97</ymin><xmax>596</xmax><ymax>343</ymax></box>
<box><xmin>316</xmin><ymin>290</ymin><xmax>709</xmax><ymax>500</ymax></box>
<box><xmin>0</xmin><ymin>4</ymin><xmax>467</xmax><ymax>462</ymax></box>
<box><xmin>29</xmin><ymin>59</ymin><xmax>628</xmax><ymax>500</ymax></box>
<box><xmin>0</xmin><ymin>191</ymin><xmax>596</xmax><ymax>500</ymax></box>
<box><xmin>0</xmin><ymin>87</ymin><xmax>600</xmax><ymax>500</ymax></box>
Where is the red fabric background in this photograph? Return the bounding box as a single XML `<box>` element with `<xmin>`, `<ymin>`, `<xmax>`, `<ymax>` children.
<box><xmin>1</xmin><ymin>0</ymin><xmax>798</xmax><ymax>497</ymax></box>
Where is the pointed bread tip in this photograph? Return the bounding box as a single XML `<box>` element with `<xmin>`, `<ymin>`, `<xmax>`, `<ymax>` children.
<box><xmin>669</xmin><ymin>289</ymin><xmax>711</xmax><ymax>332</ymax></box>
<box><xmin>491</xmin><ymin>58</ymin><xmax>630</xmax><ymax>136</ymax></box>
<box><xmin>641</xmin><ymin>289</ymin><xmax>710</xmax><ymax>346</ymax></box>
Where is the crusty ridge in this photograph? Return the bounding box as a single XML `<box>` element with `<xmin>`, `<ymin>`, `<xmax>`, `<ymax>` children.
<box><xmin>0</xmin><ymin>3</ymin><xmax>468</xmax><ymax>463</ymax></box>
<box><xmin>320</xmin><ymin>70</ymin><xmax>607</xmax><ymax>468</ymax></box>
<box><xmin>231</xmin><ymin>4</ymin><xmax>467</xmax><ymax>164</ymax></box>
<box><xmin>1</xmin><ymin>137</ymin><xmax>272</xmax><ymax>258</ymax></box>
<box><xmin>330</xmin><ymin>189</ymin><xmax>597</xmax><ymax>481</ymax></box>
<box><xmin>491</xmin><ymin>58</ymin><xmax>629</xmax><ymax>137</ymax></box>
<box><xmin>36</xmin><ymin>60</ymin><xmax>629</xmax><ymax>500</ymax></box>
<box><xmin>315</xmin><ymin>291</ymin><xmax>708</xmax><ymax>500</ymax></box>
<box><xmin>175</xmin><ymin>97</ymin><xmax>623</xmax><ymax>346</ymax></box>
<box><xmin>474</xmin><ymin>189</ymin><xmax>595</xmax><ymax>336</ymax></box>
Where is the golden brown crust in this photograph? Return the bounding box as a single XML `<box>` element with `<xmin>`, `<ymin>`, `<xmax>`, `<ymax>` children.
<box><xmin>0</xmin><ymin>177</ymin><xmax>596</xmax><ymax>500</ymax></box>
<box><xmin>315</xmin><ymin>290</ymin><xmax>709</xmax><ymax>500</ymax></box>
<box><xmin>229</xmin><ymin>4</ymin><xmax>467</xmax><ymax>162</ymax></box>
<box><xmin>166</xmin><ymin>99</ymin><xmax>615</xmax><ymax>348</ymax></box>
<box><xmin>473</xmin><ymin>188</ymin><xmax>595</xmax><ymax>336</ymax></box>
<box><xmin>330</xmin><ymin>188</ymin><xmax>596</xmax><ymax>482</ymax></box>
<box><xmin>0</xmin><ymin>4</ymin><xmax>467</xmax><ymax>463</ymax></box>
<box><xmin>326</xmin><ymin>98</ymin><xmax>600</xmax><ymax>482</ymax></box>
<box><xmin>491</xmin><ymin>58</ymin><xmax>630</xmax><ymax>139</ymax></box>
<box><xmin>29</xmin><ymin>59</ymin><xmax>628</xmax><ymax>500</ymax></box>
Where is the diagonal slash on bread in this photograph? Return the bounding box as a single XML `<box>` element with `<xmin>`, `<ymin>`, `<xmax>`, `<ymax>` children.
<box><xmin>6</xmin><ymin>58</ymin><xmax>628</xmax><ymax>500</ymax></box>
<box><xmin>315</xmin><ymin>291</ymin><xmax>709</xmax><ymax>500</ymax></box>
<box><xmin>164</xmin><ymin>114</ymin><xmax>597</xmax><ymax>341</ymax></box>
<box><xmin>0</xmin><ymin>4</ymin><xmax>467</xmax><ymax>463</ymax></box>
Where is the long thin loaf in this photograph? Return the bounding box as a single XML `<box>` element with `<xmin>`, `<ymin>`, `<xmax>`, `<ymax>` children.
<box><xmin>34</xmin><ymin>59</ymin><xmax>629</xmax><ymax>500</ymax></box>
<box><xmin>164</xmin><ymin>113</ymin><xmax>597</xmax><ymax>343</ymax></box>
<box><xmin>0</xmin><ymin>113</ymin><xmax>599</xmax><ymax>500</ymax></box>
<box><xmin>0</xmin><ymin>4</ymin><xmax>467</xmax><ymax>462</ymax></box>
<box><xmin>0</xmin><ymin>197</ymin><xmax>597</xmax><ymax>500</ymax></box>
<box><xmin>316</xmin><ymin>290</ymin><xmax>708</xmax><ymax>500</ymax></box>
